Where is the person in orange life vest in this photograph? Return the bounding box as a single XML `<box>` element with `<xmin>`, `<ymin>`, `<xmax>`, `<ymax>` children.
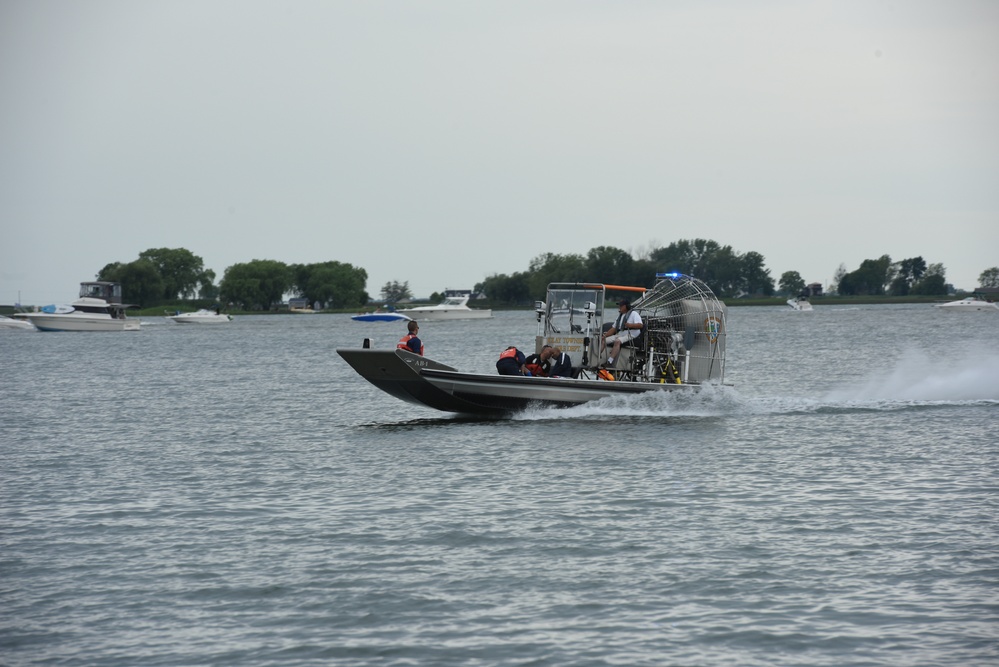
<box><xmin>496</xmin><ymin>346</ymin><xmax>530</xmax><ymax>376</ymax></box>
<box><xmin>524</xmin><ymin>345</ymin><xmax>554</xmax><ymax>377</ymax></box>
<box><xmin>548</xmin><ymin>346</ymin><xmax>573</xmax><ymax>377</ymax></box>
<box><xmin>397</xmin><ymin>320</ymin><xmax>424</xmax><ymax>356</ymax></box>
<box><xmin>601</xmin><ymin>299</ymin><xmax>642</xmax><ymax>368</ymax></box>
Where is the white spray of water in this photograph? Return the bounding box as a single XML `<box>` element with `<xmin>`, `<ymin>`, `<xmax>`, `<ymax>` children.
<box><xmin>513</xmin><ymin>383</ymin><xmax>750</xmax><ymax>421</ymax></box>
<box><xmin>824</xmin><ymin>347</ymin><xmax>999</xmax><ymax>403</ymax></box>
<box><xmin>512</xmin><ymin>348</ymin><xmax>999</xmax><ymax>421</ymax></box>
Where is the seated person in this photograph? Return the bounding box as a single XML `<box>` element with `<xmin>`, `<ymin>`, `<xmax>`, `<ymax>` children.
<box><xmin>524</xmin><ymin>345</ymin><xmax>554</xmax><ymax>377</ymax></box>
<box><xmin>396</xmin><ymin>320</ymin><xmax>424</xmax><ymax>356</ymax></box>
<box><xmin>548</xmin><ymin>347</ymin><xmax>572</xmax><ymax>377</ymax></box>
<box><xmin>496</xmin><ymin>346</ymin><xmax>529</xmax><ymax>376</ymax></box>
<box><xmin>601</xmin><ymin>299</ymin><xmax>642</xmax><ymax>368</ymax></box>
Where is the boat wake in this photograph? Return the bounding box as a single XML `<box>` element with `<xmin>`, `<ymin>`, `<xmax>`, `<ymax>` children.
<box><xmin>513</xmin><ymin>349</ymin><xmax>999</xmax><ymax>420</ymax></box>
<box><xmin>514</xmin><ymin>384</ymin><xmax>748</xmax><ymax>420</ymax></box>
<box><xmin>822</xmin><ymin>347</ymin><xmax>999</xmax><ymax>405</ymax></box>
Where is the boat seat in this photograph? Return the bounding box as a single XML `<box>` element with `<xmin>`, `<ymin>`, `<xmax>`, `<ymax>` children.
<box><xmin>594</xmin><ymin>323</ymin><xmax>648</xmax><ymax>381</ymax></box>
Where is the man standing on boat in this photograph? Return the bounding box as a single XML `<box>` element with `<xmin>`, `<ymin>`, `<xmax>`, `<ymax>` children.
<box><xmin>601</xmin><ymin>299</ymin><xmax>642</xmax><ymax>368</ymax></box>
<box><xmin>397</xmin><ymin>320</ymin><xmax>424</xmax><ymax>356</ymax></box>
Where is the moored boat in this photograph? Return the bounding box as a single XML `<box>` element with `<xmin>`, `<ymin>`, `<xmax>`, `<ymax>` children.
<box><xmin>12</xmin><ymin>282</ymin><xmax>140</xmax><ymax>332</ymax></box>
<box><xmin>338</xmin><ymin>273</ymin><xmax>727</xmax><ymax>415</ymax></box>
<box><xmin>352</xmin><ymin>312</ymin><xmax>412</xmax><ymax>322</ymax></box>
<box><xmin>396</xmin><ymin>294</ymin><xmax>492</xmax><ymax>321</ymax></box>
<box><xmin>787</xmin><ymin>295</ymin><xmax>814</xmax><ymax>311</ymax></box>
<box><xmin>167</xmin><ymin>307</ymin><xmax>233</xmax><ymax>324</ymax></box>
<box><xmin>0</xmin><ymin>314</ymin><xmax>35</xmax><ymax>331</ymax></box>
<box><xmin>288</xmin><ymin>298</ymin><xmax>316</xmax><ymax>314</ymax></box>
<box><xmin>934</xmin><ymin>297</ymin><xmax>999</xmax><ymax>312</ymax></box>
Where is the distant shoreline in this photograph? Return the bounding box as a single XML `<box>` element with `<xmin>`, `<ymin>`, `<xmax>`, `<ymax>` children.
<box><xmin>0</xmin><ymin>295</ymin><xmax>972</xmax><ymax>317</ymax></box>
<box><xmin>151</xmin><ymin>295</ymin><xmax>959</xmax><ymax>316</ymax></box>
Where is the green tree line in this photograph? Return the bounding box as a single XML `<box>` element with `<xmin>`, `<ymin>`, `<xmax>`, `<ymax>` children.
<box><xmin>96</xmin><ymin>244</ymin><xmax>995</xmax><ymax>309</ymax></box>
<box><xmin>475</xmin><ymin>240</ymin><xmax>780</xmax><ymax>305</ymax></box>
<box><xmin>475</xmin><ymin>243</ymin><xmax>994</xmax><ymax>305</ymax></box>
<box><xmin>831</xmin><ymin>255</ymin><xmax>948</xmax><ymax>296</ymax></box>
<box><xmin>98</xmin><ymin>248</ymin><xmax>369</xmax><ymax>310</ymax></box>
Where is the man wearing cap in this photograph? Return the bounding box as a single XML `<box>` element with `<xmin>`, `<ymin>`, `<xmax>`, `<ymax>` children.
<box><xmin>601</xmin><ymin>299</ymin><xmax>643</xmax><ymax>368</ymax></box>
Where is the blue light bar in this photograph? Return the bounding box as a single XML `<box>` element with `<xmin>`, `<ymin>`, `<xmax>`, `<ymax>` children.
<box><xmin>656</xmin><ymin>272</ymin><xmax>681</xmax><ymax>279</ymax></box>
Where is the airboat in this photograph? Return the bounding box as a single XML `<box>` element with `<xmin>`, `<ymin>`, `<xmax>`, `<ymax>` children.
<box><xmin>337</xmin><ymin>272</ymin><xmax>728</xmax><ymax>415</ymax></box>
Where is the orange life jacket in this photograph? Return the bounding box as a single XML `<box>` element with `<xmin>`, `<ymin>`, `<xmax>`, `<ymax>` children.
<box><xmin>524</xmin><ymin>363</ymin><xmax>545</xmax><ymax>377</ymax></box>
<box><xmin>498</xmin><ymin>347</ymin><xmax>519</xmax><ymax>360</ymax></box>
<box><xmin>397</xmin><ymin>333</ymin><xmax>424</xmax><ymax>356</ymax></box>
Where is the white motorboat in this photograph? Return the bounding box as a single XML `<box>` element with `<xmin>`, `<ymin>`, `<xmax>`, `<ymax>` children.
<box><xmin>339</xmin><ymin>273</ymin><xmax>728</xmax><ymax>416</ymax></box>
<box><xmin>0</xmin><ymin>314</ymin><xmax>35</xmax><ymax>331</ymax></box>
<box><xmin>167</xmin><ymin>308</ymin><xmax>233</xmax><ymax>324</ymax></box>
<box><xmin>12</xmin><ymin>282</ymin><xmax>140</xmax><ymax>332</ymax></box>
<box><xmin>934</xmin><ymin>297</ymin><xmax>999</xmax><ymax>312</ymax></box>
<box><xmin>396</xmin><ymin>294</ymin><xmax>492</xmax><ymax>321</ymax></box>
<box><xmin>787</xmin><ymin>296</ymin><xmax>814</xmax><ymax>311</ymax></box>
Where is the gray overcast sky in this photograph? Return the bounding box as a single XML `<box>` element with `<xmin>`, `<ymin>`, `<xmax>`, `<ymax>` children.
<box><xmin>2</xmin><ymin>0</ymin><xmax>997</xmax><ymax>304</ymax></box>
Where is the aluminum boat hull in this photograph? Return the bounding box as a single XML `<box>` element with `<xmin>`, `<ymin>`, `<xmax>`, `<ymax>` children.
<box><xmin>337</xmin><ymin>348</ymin><xmax>695</xmax><ymax>416</ymax></box>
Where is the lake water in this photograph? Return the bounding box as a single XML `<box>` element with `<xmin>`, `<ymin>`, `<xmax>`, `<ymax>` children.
<box><xmin>2</xmin><ymin>305</ymin><xmax>997</xmax><ymax>666</ymax></box>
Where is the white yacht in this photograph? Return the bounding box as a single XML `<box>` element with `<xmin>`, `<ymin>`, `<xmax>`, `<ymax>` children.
<box><xmin>167</xmin><ymin>308</ymin><xmax>233</xmax><ymax>324</ymax></box>
<box><xmin>934</xmin><ymin>297</ymin><xmax>999</xmax><ymax>312</ymax></box>
<box><xmin>12</xmin><ymin>282</ymin><xmax>140</xmax><ymax>332</ymax></box>
<box><xmin>787</xmin><ymin>296</ymin><xmax>814</xmax><ymax>311</ymax></box>
<box><xmin>396</xmin><ymin>294</ymin><xmax>492</xmax><ymax>321</ymax></box>
<box><xmin>0</xmin><ymin>314</ymin><xmax>35</xmax><ymax>331</ymax></box>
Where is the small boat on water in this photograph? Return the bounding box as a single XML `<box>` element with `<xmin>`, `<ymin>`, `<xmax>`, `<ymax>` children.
<box><xmin>288</xmin><ymin>298</ymin><xmax>316</xmax><ymax>314</ymax></box>
<box><xmin>167</xmin><ymin>308</ymin><xmax>233</xmax><ymax>324</ymax></box>
<box><xmin>787</xmin><ymin>295</ymin><xmax>814</xmax><ymax>311</ymax></box>
<box><xmin>0</xmin><ymin>314</ymin><xmax>35</xmax><ymax>331</ymax></box>
<box><xmin>352</xmin><ymin>312</ymin><xmax>412</xmax><ymax>322</ymax></box>
<box><xmin>934</xmin><ymin>297</ymin><xmax>999</xmax><ymax>312</ymax></box>
<box><xmin>338</xmin><ymin>273</ymin><xmax>727</xmax><ymax>415</ymax></box>
<box><xmin>396</xmin><ymin>294</ymin><xmax>492</xmax><ymax>321</ymax></box>
<box><xmin>11</xmin><ymin>282</ymin><xmax>140</xmax><ymax>332</ymax></box>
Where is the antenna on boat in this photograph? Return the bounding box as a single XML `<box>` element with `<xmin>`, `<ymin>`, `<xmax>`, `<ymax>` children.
<box><xmin>581</xmin><ymin>301</ymin><xmax>596</xmax><ymax>366</ymax></box>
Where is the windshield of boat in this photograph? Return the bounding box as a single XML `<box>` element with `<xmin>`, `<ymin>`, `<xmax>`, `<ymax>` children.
<box><xmin>545</xmin><ymin>287</ymin><xmax>602</xmax><ymax>335</ymax></box>
<box><xmin>79</xmin><ymin>282</ymin><xmax>122</xmax><ymax>302</ymax></box>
